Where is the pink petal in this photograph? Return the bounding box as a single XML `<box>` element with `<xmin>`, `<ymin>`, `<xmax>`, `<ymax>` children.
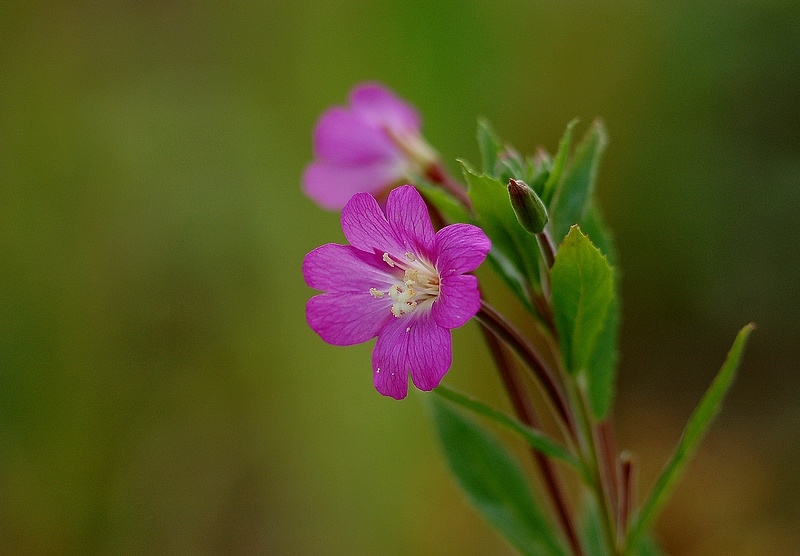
<box><xmin>303</xmin><ymin>160</ymin><xmax>404</xmax><ymax>210</ymax></box>
<box><xmin>431</xmin><ymin>274</ymin><xmax>481</xmax><ymax>329</ymax></box>
<box><xmin>340</xmin><ymin>191</ymin><xmax>406</xmax><ymax>256</ymax></box>
<box><xmin>372</xmin><ymin>315</ymin><xmax>452</xmax><ymax>399</ymax></box>
<box><xmin>349</xmin><ymin>83</ymin><xmax>421</xmax><ymax>135</ymax></box>
<box><xmin>434</xmin><ymin>223</ymin><xmax>491</xmax><ymax>276</ymax></box>
<box><xmin>303</xmin><ymin>243</ymin><xmax>398</xmax><ymax>293</ymax></box>
<box><xmin>313</xmin><ymin>107</ymin><xmax>397</xmax><ymax>163</ymax></box>
<box><xmin>385</xmin><ymin>185</ymin><xmax>436</xmax><ymax>259</ymax></box>
<box><xmin>306</xmin><ymin>292</ymin><xmax>392</xmax><ymax>346</ymax></box>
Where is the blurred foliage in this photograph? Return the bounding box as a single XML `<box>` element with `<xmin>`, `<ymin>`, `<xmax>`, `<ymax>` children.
<box><xmin>1</xmin><ymin>1</ymin><xmax>798</xmax><ymax>555</ymax></box>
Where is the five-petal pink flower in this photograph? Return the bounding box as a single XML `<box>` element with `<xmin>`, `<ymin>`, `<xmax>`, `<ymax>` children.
<box><xmin>303</xmin><ymin>83</ymin><xmax>438</xmax><ymax>210</ymax></box>
<box><xmin>303</xmin><ymin>185</ymin><xmax>490</xmax><ymax>399</ymax></box>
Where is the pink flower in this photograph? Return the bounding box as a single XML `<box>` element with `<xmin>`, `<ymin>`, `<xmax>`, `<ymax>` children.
<box><xmin>303</xmin><ymin>83</ymin><xmax>438</xmax><ymax>210</ymax></box>
<box><xmin>303</xmin><ymin>186</ymin><xmax>491</xmax><ymax>399</ymax></box>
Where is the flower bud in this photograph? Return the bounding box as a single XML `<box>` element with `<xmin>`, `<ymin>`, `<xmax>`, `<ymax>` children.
<box><xmin>508</xmin><ymin>178</ymin><xmax>549</xmax><ymax>234</ymax></box>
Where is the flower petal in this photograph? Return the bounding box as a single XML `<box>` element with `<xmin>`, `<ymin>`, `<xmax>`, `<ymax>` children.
<box><xmin>372</xmin><ymin>315</ymin><xmax>452</xmax><ymax>399</ymax></box>
<box><xmin>385</xmin><ymin>185</ymin><xmax>436</xmax><ymax>258</ymax></box>
<box><xmin>434</xmin><ymin>223</ymin><xmax>491</xmax><ymax>277</ymax></box>
<box><xmin>303</xmin><ymin>243</ymin><xmax>398</xmax><ymax>293</ymax></box>
<box><xmin>349</xmin><ymin>83</ymin><xmax>421</xmax><ymax>135</ymax></box>
<box><xmin>303</xmin><ymin>160</ymin><xmax>404</xmax><ymax>210</ymax></box>
<box><xmin>313</xmin><ymin>107</ymin><xmax>397</xmax><ymax>163</ymax></box>
<box><xmin>340</xmin><ymin>191</ymin><xmax>406</xmax><ymax>256</ymax></box>
<box><xmin>306</xmin><ymin>292</ymin><xmax>392</xmax><ymax>346</ymax></box>
<box><xmin>431</xmin><ymin>274</ymin><xmax>481</xmax><ymax>329</ymax></box>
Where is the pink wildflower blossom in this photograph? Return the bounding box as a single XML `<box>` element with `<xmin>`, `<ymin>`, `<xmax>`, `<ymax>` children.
<box><xmin>303</xmin><ymin>186</ymin><xmax>490</xmax><ymax>399</ymax></box>
<box><xmin>303</xmin><ymin>83</ymin><xmax>438</xmax><ymax>210</ymax></box>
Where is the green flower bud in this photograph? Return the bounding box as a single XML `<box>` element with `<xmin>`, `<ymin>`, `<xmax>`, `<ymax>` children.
<box><xmin>508</xmin><ymin>178</ymin><xmax>549</xmax><ymax>234</ymax></box>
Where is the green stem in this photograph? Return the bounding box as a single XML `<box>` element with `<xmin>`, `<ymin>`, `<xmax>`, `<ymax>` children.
<box><xmin>568</xmin><ymin>377</ymin><xmax>619</xmax><ymax>555</ymax></box>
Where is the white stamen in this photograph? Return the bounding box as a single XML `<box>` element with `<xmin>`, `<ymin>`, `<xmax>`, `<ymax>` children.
<box><xmin>375</xmin><ymin>254</ymin><xmax>441</xmax><ymax>319</ymax></box>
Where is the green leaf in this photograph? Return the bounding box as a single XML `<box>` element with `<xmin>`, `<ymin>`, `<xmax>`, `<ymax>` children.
<box><xmin>477</xmin><ymin>118</ymin><xmax>503</xmax><ymax>176</ymax></box>
<box><xmin>434</xmin><ymin>384</ymin><xmax>584</xmax><ymax>474</ymax></box>
<box><xmin>586</xmin><ymin>294</ymin><xmax>619</xmax><ymax>419</ymax></box>
<box><xmin>624</xmin><ymin>324</ymin><xmax>756</xmax><ymax>555</ymax></box>
<box><xmin>415</xmin><ymin>178</ymin><xmax>472</xmax><ymax>224</ymax></box>
<box><xmin>551</xmin><ymin>226</ymin><xmax>615</xmax><ymax>375</ymax></box>
<box><xmin>542</xmin><ymin>118</ymin><xmax>578</xmax><ymax>206</ymax></box>
<box><xmin>570</xmin><ymin>205</ymin><xmax>620</xmax><ymax>418</ymax></box>
<box><xmin>579</xmin><ymin>203</ymin><xmax>618</xmax><ymax>268</ymax></box>
<box><xmin>429</xmin><ymin>394</ymin><xmax>567</xmax><ymax>556</ymax></box>
<box><xmin>460</xmin><ymin>160</ymin><xmax>542</xmax><ymax>305</ymax></box>
<box><xmin>551</xmin><ymin>120</ymin><xmax>608</xmax><ymax>241</ymax></box>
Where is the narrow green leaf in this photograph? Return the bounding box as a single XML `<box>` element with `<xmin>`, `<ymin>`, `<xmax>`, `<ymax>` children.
<box><xmin>434</xmin><ymin>384</ymin><xmax>583</xmax><ymax>474</ymax></box>
<box><xmin>551</xmin><ymin>120</ymin><xmax>608</xmax><ymax>241</ymax></box>
<box><xmin>542</xmin><ymin>118</ymin><xmax>578</xmax><ymax>206</ymax></box>
<box><xmin>624</xmin><ymin>324</ymin><xmax>756</xmax><ymax>554</ymax></box>
<box><xmin>579</xmin><ymin>203</ymin><xmax>618</xmax><ymax>268</ymax></box>
<box><xmin>498</xmin><ymin>153</ymin><xmax>529</xmax><ymax>184</ymax></box>
<box><xmin>429</xmin><ymin>395</ymin><xmax>567</xmax><ymax>556</ymax></box>
<box><xmin>477</xmin><ymin>117</ymin><xmax>502</xmax><ymax>176</ymax></box>
<box><xmin>551</xmin><ymin>226</ymin><xmax>615</xmax><ymax>375</ymax></box>
<box><xmin>460</xmin><ymin>160</ymin><xmax>541</xmax><ymax>302</ymax></box>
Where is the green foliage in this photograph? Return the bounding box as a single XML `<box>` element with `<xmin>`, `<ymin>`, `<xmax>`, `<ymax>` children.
<box><xmin>542</xmin><ymin>118</ymin><xmax>578</xmax><ymax>206</ymax></box>
<box><xmin>579</xmin><ymin>495</ymin><xmax>609</xmax><ymax>556</ymax></box>
<box><xmin>550</xmin><ymin>121</ymin><xmax>608</xmax><ymax>242</ymax></box>
<box><xmin>460</xmin><ymin>160</ymin><xmax>541</xmax><ymax>309</ymax></box>
<box><xmin>580</xmin><ymin>494</ymin><xmax>664</xmax><ymax>556</ymax></box>
<box><xmin>433</xmin><ymin>384</ymin><xmax>583</xmax><ymax>474</ymax></box>
<box><xmin>415</xmin><ymin>178</ymin><xmax>472</xmax><ymax>224</ymax></box>
<box><xmin>477</xmin><ymin>117</ymin><xmax>503</xmax><ymax>176</ymax></box>
<box><xmin>551</xmin><ymin>226</ymin><xmax>615</xmax><ymax>375</ymax></box>
<box><xmin>476</xmin><ymin>118</ymin><xmax>547</xmax><ymax>186</ymax></box>
<box><xmin>585</xmin><ymin>293</ymin><xmax>619</xmax><ymax>419</ymax></box>
<box><xmin>579</xmin><ymin>203</ymin><xmax>618</xmax><ymax>268</ymax></box>
<box><xmin>624</xmin><ymin>324</ymin><xmax>756</xmax><ymax>554</ymax></box>
<box><xmin>429</xmin><ymin>394</ymin><xmax>568</xmax><ymax>556</ymax></box>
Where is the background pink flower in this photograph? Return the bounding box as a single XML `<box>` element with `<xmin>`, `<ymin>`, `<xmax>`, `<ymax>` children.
<box><xmin>303</xmin><ymin>186</ymin><xmax>490</xmax><ymax>399</ymax></box>
<box><xmin>302</xmin><ymin>83</ymin><xmax>437</xmax><ymax>210</ymax></box>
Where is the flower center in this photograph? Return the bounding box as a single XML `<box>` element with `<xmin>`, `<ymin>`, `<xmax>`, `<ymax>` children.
<box><xmin>370</xmin><ymin>252</ymin><xmax>440</xmax><ymax>318</ymax></box>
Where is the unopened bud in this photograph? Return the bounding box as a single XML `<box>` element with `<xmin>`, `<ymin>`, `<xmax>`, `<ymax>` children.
<box><xmin>508</xmin><ymin>178</ymin><xmax>549</xmax><ymax>234</ymax></box>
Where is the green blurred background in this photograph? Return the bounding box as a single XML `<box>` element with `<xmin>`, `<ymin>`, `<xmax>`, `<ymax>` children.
<box><xmin>1</xmin><ymin>1</ymin><xmax>798</xmax><ymax>554</ymax></box>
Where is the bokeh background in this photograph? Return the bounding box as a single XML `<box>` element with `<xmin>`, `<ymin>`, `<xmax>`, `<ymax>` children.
<box><xmin>2</xmin><ymin>1</ymin><xmax>798</xmax><ymax>555</ymax></box>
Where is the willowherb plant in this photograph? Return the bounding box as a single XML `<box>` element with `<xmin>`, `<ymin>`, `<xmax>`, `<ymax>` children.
<box><xmin>302</xmin><ymin>82</ymin><xmax>753</xmax><ymax>556</ymax></box>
